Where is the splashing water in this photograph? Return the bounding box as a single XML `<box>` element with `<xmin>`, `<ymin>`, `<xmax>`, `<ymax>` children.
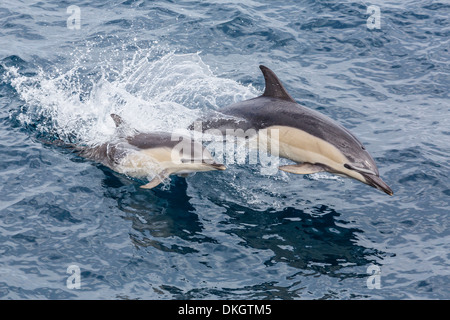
<box><xmin>4</xmin><ymin>46</ymin><xmax>258</xmax><ymax>147</ymax></box>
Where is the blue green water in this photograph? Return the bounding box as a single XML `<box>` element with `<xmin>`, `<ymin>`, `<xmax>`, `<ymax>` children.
<box><xmin>0</xmin><ymin>0</ymin><xmax>449</xmax><ymax>299</ymax></box>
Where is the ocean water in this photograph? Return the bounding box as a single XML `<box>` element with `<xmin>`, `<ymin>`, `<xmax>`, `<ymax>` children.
<box><xmin>0</xmin><ymin>0</ymin><xmax>449</xmax><ymax>300</ymax></box>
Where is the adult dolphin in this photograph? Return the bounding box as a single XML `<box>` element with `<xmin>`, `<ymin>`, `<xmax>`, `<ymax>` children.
<box><xmin>191</xmin><ymin>65</ymin><xmax>393</xmax><ymax>195</ymax></box>
<box><xmin>78</xmin><ymin>114</ymin><xmax>226</xmax><ymax>189</ymax></box>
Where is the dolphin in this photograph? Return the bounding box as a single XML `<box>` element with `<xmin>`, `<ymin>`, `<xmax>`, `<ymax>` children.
<box><xmin>190</xmin><ymin>65</ymin><xmax>393</xmax><ymax>195</ymax></box>
<box><xmin>77</xmin><ymin>114</ymin><xmax>226</xmax><ymax>189</ymax></box>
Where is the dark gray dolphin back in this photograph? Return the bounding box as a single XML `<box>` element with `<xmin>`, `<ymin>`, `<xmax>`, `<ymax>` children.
<box><xmin>127</xmin><ymin>132</ymin><xmax>181</xmax><ymax>149</ymax></box>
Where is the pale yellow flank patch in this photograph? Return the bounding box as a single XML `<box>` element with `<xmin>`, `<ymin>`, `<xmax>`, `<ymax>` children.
<box><xmin>116</xmin><ymin>147</ymin><xmax>221</xmax><ymax>180</ymax></box>
<box><xmin>262</xmin><ymin>126</ymin><xmax>367</xmax><ymax>183</ymax></box>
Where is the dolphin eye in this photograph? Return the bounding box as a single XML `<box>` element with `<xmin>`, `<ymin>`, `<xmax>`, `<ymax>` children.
<box><xmin>361</xmin><ymin>146</ymin><xmax>366</xmax><ymax>150</ymax></box>
<box><xmin>344</xmin><ymin>163</ymin><xmax>352</xmax><ymax>170</ymax></box>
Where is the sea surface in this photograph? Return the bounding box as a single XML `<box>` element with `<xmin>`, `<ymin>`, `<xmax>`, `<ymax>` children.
<box><xmin>0</xmin><ymin>0</ymin><xmax>449</xmax><ymax>299</ymax></box>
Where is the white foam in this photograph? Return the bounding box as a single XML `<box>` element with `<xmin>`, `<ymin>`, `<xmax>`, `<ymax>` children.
<box><xmin>5</xmin><ymin>46</ymin><xmax>258</xmax><ymax>147</ymax></box>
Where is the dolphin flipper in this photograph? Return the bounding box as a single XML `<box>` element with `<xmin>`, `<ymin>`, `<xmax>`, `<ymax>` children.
<box><xmin>279</xmin><ymin>163</ymin><xmax>326</xmax><ymax>174</ymax></box>
<box><xmin>140</xmin><ymin>170</ymin><xmax>169</xmax><ymax>189</ymax></box>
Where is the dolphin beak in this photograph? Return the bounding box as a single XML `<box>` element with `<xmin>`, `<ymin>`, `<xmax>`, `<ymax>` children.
<box><xmin>207</xmin><ymin>162</ymin><xmax>227</xmax><ymax>171</ymax></box>
<box><xmin>363</xmin><ymin>174</ymin><xmax>393</xmax><ymax>196</ymax></box>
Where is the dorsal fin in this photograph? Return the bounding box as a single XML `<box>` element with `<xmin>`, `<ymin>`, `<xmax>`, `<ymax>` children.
<box><xmin>259</xmin><ymin>65</ymin><xmax>295</xmax><ymax>102</ymax></box>
<box><xmin>110</xmin><ymin>114</ymin><xmax>124</xmax><ymax>127</ymax></box>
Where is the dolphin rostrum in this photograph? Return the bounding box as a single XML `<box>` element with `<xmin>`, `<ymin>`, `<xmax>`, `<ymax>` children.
<box><xmin>191</xmin><ymin>65</ymin><xmax>393</xmax><ymax>195</ymax></box>
<box><xmin>78</xmin><ymin>114</ymin><xmax>226</xmax><ymax>189</ymax></box>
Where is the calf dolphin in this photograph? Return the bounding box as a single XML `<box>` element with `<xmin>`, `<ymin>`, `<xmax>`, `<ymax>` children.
<box><xmin>78</xmin><ymin>114</ymin><xmax>226</xmax><ymax>189</ymax></box>
<box><xmin>191</xmin><ymin>65</ymin><xmax>393</xmax><ymax>195</ymax></box>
